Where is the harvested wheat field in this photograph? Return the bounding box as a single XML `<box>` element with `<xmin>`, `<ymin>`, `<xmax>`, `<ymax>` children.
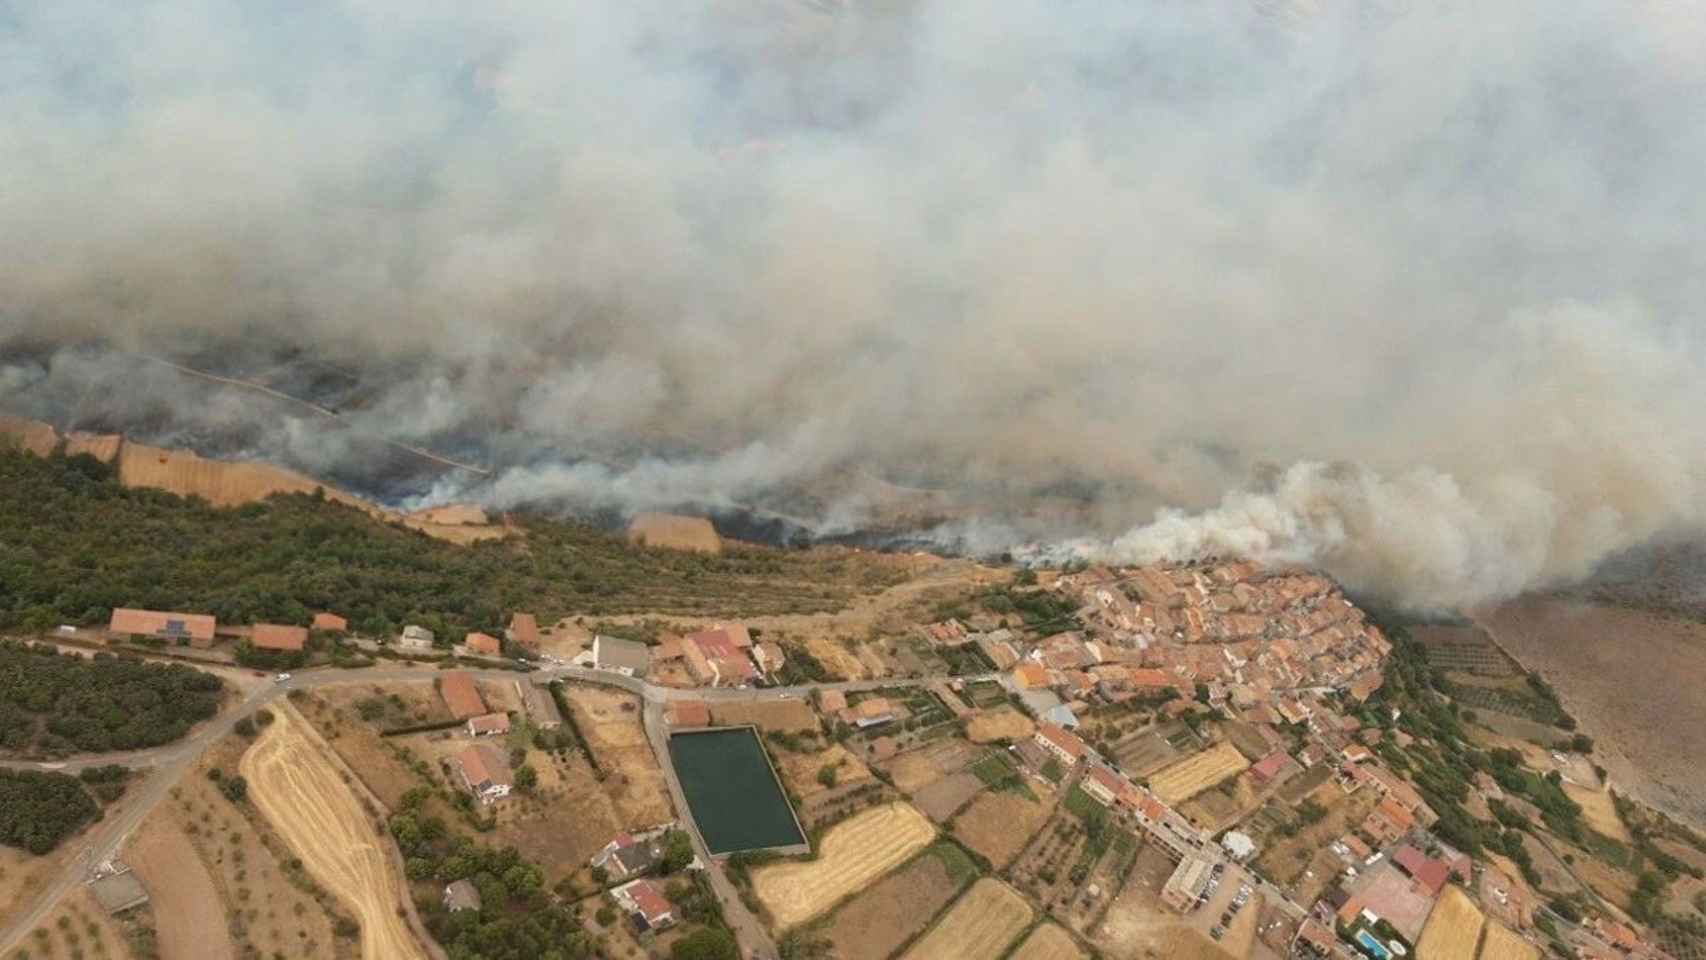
<box><xmin>1010</xmin><ymin>922</ymin><xmax>1087</xmax><ymax>960</ymax></box>
<box><xmin>823</xmin><ymin>848</ymin><xmax>967</xmax><ymax>960</ymax></box>
<box><xmin>126</xmin><ymin>812</ymin><xmax>235</xmax><ymax>960</ymax></box>
<box><xmin>1564</xmin><ymin>783</ymin><xmax>1632</xmax><ymax>842</ymax></box>
<box><xmin>1416</xmin><ymin>885</ymin><xmax>1484</xmax><ymax>960</ymax></box>
<box><xmin>752</xmin><ymin>802</ymin><xmax>935</xmax><ymax>929</ymax></box>
<box><xmin>1478</xmin><ymin>920</ymin><xmax>1538</xmax><ymax>960</ymax></box>
<box><xmin>0</xmin><ymin>414</ymin><xmax>59</xmax><ymax>455</ymax></box>
<box><xmin>628</xmin><ymin>512</ymin><xmax>723</xmax><ymax>552</ymax></box>
<box><xmin>967</xmin><ymin>706</ymin><xmax>1035</xmax><ymax>743</ymax></box>
<box><xmin>242</xmin><ymin>708</ymin><xmax>425</xmax><ymax>960</ymax></box>
<box><xmin>953</xmin><ymin>790</ymin><xmax>1052</xmax><ymax>868</ymax></box>
<box><xmin>1149</xmin><ymin>742</ymin><xmax>1250</xmax><ymax>806</ymax></box>
<box><xmin>901</xmin><ymin>878</ymin><xmax>1032</xmax><ymax>960</ymax></box>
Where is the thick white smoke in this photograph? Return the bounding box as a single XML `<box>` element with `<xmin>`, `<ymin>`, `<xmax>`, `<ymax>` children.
<box><xmin>3</xmin><ymin>0</ymin><xmax>1705</xmax><ymax>609</ymax></box>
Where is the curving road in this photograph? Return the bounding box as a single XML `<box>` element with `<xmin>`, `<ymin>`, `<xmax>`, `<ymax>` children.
<box><xmin>0</xmin><ymin>657</ymin><xmax>982</xmax><ymax>958</ymax></box>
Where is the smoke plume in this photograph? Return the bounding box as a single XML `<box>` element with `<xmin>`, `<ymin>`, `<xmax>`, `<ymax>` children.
<box><xmin>3</xmin><ymin>0</ymin><xmax>1705</xmax><ymax>609</ymax></box>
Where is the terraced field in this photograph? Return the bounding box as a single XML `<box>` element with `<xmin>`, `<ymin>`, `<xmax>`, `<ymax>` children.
<box><xmin>752</xmin><ymin>802</ymin><xmax>934</xmax><ymax>929</ymax></box>
<box><xmin>901</xmin><ymin>878</ymin><xmax>1032</xmax><ymax>960</ymax></box>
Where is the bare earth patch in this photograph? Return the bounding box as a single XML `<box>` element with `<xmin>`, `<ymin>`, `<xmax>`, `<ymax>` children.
<box><xmin>126</xmin><ymin>811</ymin><xmax>235</xmax><ymax>960</ymax></box>
<box><xmin>710</xmin><ymin>698</ymin><xmax>821</xmax><ymax>733</ymax></box>
<box><xmin>966</xmin><ymin>707</ymin><xmax>1035</xmax><ymax>744</ymax></box>
<box><xmin>822</xmin><ymin>851</ymin><xmax>963</xmax><ymax>960</ymax></box>
<box><xmin>752</xmin><ymin>802</ymin><xmax>935</xmax><ymax>930</ymax></box>
<box><xmin>953</xmin><ymin>791</ymin><xmax>1052</xmax><ymax>869</ymax></box>
<box><xmin>563</xmin><ymin>685</ymin><xmax>673</xmax><ymax>824</ymax></box>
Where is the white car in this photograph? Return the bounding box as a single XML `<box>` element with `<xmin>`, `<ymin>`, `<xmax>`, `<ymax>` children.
<box><xmin>275</xmin><ymin>673</ymin><xmax>292</xmax><ymax>682</ymax></box>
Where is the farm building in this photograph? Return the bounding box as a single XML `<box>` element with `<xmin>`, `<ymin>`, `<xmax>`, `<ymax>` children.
<box><xmin>462</xmin><ymin>632</ymin><xmax>502</xmax><ymax>657</ymax></box>
<box><xmin>843</xmin><ymin>697</ymin><xmax>895</xmax><ymax>729</ymax></box>
<box><xmin>88</xmin><ymin>865</ymin><xmax>149</xmax><ymax>915</ymax></box>
<box><xmin>397</xmin><ymin>624</ymin><xmax>436</xmax><ymax>652</ymax></box>
<box><xmin>108</xmin><ymin>608</ymin><xmax>217</xmax><ymax>647</ymax></box>
<box><xmin>505</xmin><ymin>612</ymin><xmax>540</xmax><ymax>650</ymax></box>
<box><xmin>251</xmin><ymin>623</ymin><xmax>307</xmax><ymax>652</ymax></box>
<box><xmin>754</xmin><ymin>641</ymin><xmax>786</xmax><ymax>674</ymax></box>
<box><xmin>681</xmin><ymin>629</ymin><xmax>756</xmax><ymax>686</ymax></box>
<box><xmin>669</xmin><ymin>700</ymin><xmax>711</xmax><ymax>728</ymax></box>
<box><xmin>593</xmin><ymin>635</ymin><xmax>652</xmax><ymax>677</ymax></box>
<box><xmin>453</xmin><ymin>744</ymin><xmax>512</xmax><ymax>804</ymax></box>
<box><xmin>467</xmin><ymin>712</ymin><xmax>510</xmax><ymax>737</ymax></box>
<box><xmin>818</xmin><ymin>690</ymin><xmax>848</xmax><ymax>712</ymax></box>
<box><xmin>439</xmin><ymin>673</ymin><xmax>487</xmax><ymax>719</ymax></box>
<box><xmin>312</xmin><ymin>612</ymin><xmax>348</xmax><ymax>633</ymax></box>
<box><xmin>516</xmin><ymin>679</ymin><xmax>563</xmax><ymax>729</ymax></box>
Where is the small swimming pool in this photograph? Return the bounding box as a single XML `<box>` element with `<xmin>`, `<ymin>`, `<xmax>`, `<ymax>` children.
<box><xmin>1356</xmin><ymin>929</ymin><xmax>1392</xmax><ymax>960</ymax></box>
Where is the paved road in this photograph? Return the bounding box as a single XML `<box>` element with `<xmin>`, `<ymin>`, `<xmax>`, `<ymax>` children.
<box><xmin>0</xmin><ymin>657</ymin><xmax>982</xmax><ymax>957</ymax></box>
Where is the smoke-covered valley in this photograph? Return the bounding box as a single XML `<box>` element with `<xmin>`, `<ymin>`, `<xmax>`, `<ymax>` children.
<box><xmin>4</xmin><ymin>0</ymin><xmax>1706</xmax><ymax>610</ymax></box>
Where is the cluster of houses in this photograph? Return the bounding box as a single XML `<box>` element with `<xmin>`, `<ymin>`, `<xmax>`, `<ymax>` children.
<box><xmin>579</xmin><ymin>622</ymin><xmax>786</xmax><ymax>689</ymax></box>
<box><xmin>441</xmin><ymin>674</ymin><xmax>564</xmax><ymax>807</ymax></box>
<box><xmin>105</xmin><ymin>607</ymin><xmax>349</xmax><ymax>654</ymax></box>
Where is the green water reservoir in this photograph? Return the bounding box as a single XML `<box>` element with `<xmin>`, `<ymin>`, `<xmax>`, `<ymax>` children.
<box><xmin>668</xmin><ymin>727</ymin><xmax>805</xmax><ymax>855</ymax></box>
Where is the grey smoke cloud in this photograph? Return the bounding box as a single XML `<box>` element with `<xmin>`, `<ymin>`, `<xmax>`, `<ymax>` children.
<box><xmin>3</xmin><ymin>0</ymin><xmax>1706</xmax><ymax>609</ymax></box>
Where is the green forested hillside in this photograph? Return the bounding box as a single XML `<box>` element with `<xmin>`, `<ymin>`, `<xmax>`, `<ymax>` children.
<box><xmin>0</xmin><ymin>641</ymin><xmax>224</xmax><ymax>754</ymax></box>
<box><xmin>0</xmin><ymin>447</ymin><xmax>904</xmax><ymax>638</ymax></box>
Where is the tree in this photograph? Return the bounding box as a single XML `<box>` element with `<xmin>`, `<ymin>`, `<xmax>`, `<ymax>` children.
<box><xmin>514</xmin><ymin>765</ymin><xmax>538</xmax><ymax>793</ymax></box>
<box><xmin>660</xmin><ymin>830</ymin><xmax>695</xmax><ymax>874</ymax></box>
<box><xmin>672</xmin><ymin>927</ymin><xmax>739</xmax><ymax>960</ymax></box>
<box><xmin>1194</xmin><ymin>682</ymin><xmax>1211</xmax><ymax>704</ymax></box>
<box><xmin>817</xmin><ymin>764</ymin><xmax>839</xmax><ymax>788</ymax></box>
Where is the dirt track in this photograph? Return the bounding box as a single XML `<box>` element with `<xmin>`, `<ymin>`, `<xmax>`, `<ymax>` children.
<box><xmin>241</xmin><ymin>708</ymin><xmax>425</xmax><ymax>960</ymax></box>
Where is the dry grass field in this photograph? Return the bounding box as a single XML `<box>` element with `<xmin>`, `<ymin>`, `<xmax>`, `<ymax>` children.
<box><xmin>0</xmin><ymin>414</ymin><xmax>59</xmax><ymax>455</ymax></box>
<box><xmin>0</xmin><ymin>845</ymin><xmax>77</xmax><ymax>933</ymax></box>
<box><xmin>752</xmin><ymin>802</ymin><xmax>935</xmax><ymax>929</ymax></box>
<box><xmin>627</xmin><ymin>512</ymin><xmax>722</xmax><ymax>553</ymax></box>
<box><xmin>1009</xmin><ymin>922</ymin><xmax>1087</xmax><ymax>960</ymax></box>
<box><xmin>1564</xmin><ymin>782</ymin><xmax>1633</xmax><ymax>842</ymax></box>
<box><xmin>562</xmin><ymin>685</ymin><xmax>673</xmax><ymax>824</ymax></box>
<box><xmin>822</xmin><ymin>849</ymin><xmax>966</xmax><ymax>960</ymax></box>
<box><xmin>776</xmin><ymin>743</ymin><xmax>874</xmax><ymax>802</ymax></box>
<box><xmin>1416</xmin><ymin>885</ymin><xmax>1485</xmax><ymax>960</ymax></box>
<box><xmin>242</xmin><ymin>708</ymin><xmax>426</xmax><ymax>960</ymax></box>
<box><xmin>913</xmin><ymin>772</ymin><xmax>985</xmax><ymax>822</ymax></box>
<box><xmin>22</xmin><ymin>888</ymin><xmax>137</xmax><ymax>960</ymax></box>
<box><xmin>900</xmin><ymin>878</ymin><xmax>1032</xmax><ymax>960</ymax></box>
<box><xmin>952</xmin><ymin>790</ymin><xmax>1052</xmax><ymax>868</ymax></box>
<box><xmin>884</xmin><ymin>740</ymin><xmax>980</xmax><ymax>793</ymax></box>
<box><xmin>1149</xmin><ymin>742</ymin><xmax>1250</xmax><ymax>805</ymax></box>
<box><xmin>1482</xmin><ymin>599</ymin><xmax>1706</xmax><ymax>829</ymax></box>
<box><xmin>710</xmin><ymin>698</ymin><xmax>820</xmax><ymax>732</ymax></box>
<box><xmin>126</xmin><ymin>811</ymin><xmax>234</xmax><ymax>960</ymax></box>
<box><xmin>966</xmin><ymin>707</ymin><xmax>1035</xmax><ymax>743</ymax></box>
<box><xmin>1479</xmin><ymin>920</ymin><xmax>1539</xmax><ymax>960</ymax></box>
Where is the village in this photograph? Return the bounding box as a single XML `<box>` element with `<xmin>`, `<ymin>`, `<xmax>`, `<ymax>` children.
<box><xmin>2</xmin><ymin>550</ymin><xmax>1691</xmax><ymax>960</ymax></box>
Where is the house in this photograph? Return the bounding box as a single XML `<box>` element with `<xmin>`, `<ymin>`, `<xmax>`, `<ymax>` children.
<box><xmin>312</xmin><ymin>612</ymin><xmax>348</xmax><ymax>633</ymax></box>
<box><xmin>1360</xmin><ymin>797</ymin><xmax>1416</xmax><ymax>846</ymax></box>
<box><xmin>505</xmin><ymin>612</ymin><xmax>540</xmax><ymax>651</ymax></box>
<box><xmin>1033</xmin><ymin>723</ymin><xmax>1088</xmax><ymax>767</ymax></box>
<box><xmin>251</xmin><ymin>623</ymin><xmax>308</xmax><ymax>653</ymax></box>
<box><xmin>467</xmin><ymin>712</ymin><xmax>510</xmax><ymax>737</ymax></box>
<box><xmin>453</xmin><ymin>744</ymin><xmax>512</xmax><ymax>804</ymax></box>
<box><xmin>978</xmin><ymin>634</ymin><xmax>1021</xmax><ymax>670</ymax></box>
<box><xmin>444</xmin><ymin>879</ymin><xmax>482</xmax><ymax>912</ymax></box>
<box><xmin>845</xmin><ymin>698</ymin><xmax>894</xmax><ymax>729</ymax></box>
<box><xmin>463</xmin><ymin>632</ymin><xmax>502</xmax><ymax>657</ymax></box>
<box><xmin>1342</xmin><ymin>743</ymin><xmax>1373</xmax><ymax>764</ymax></box>
<box><xmin>1339</xmin><ymin>833</ymin><xmax>1373</xmax><ymax>861</ymax></box>
<box><xmin>108</xmin><ymin>608</ymin><xmax>217</xmax><ymax>647</ymax></box>
<box><xmin>818</xmin><ymin>690</ymin><xmax>848</xmax><ymax>713</ymax></box>
<box><xmin>516</xmin><ymin>680</ymin><xmax>563</xmax><ymax>729</ymax></box>
<box><xmin>591</xmin><ymin>833</ymin><xmax>662</xmax><ymax>880</ymax></box>
<box><xmin>397</xmin><ymin>624</ymin><xmax>436</xmax><ymax>652</ymax></box>
<box><xmin>754</xmin><ymin>641</ymin><xmax>786</xmax><ymax>675</ymax></box>
<box><xmin>1012</xmin><ymin>663</ymin><xmax>1054</xmax><ymax>690</ymax></box>
<box><xmin>1391</xmin><ymin>845</ymin><xmax>1451</xmax><ymax>896</ymax></box>
<box><xmin>439</xmin><ymin>673</ymin><xmax>487</xmax><ymax>720</ymax></box>
<box><xmin>1082</xmin><ymin>765</ymin><xmax>1129</xmax><ymax>807</ymax></box>
<box><xmin>1160</xmin><ymin>855</ymin><xmax>1215</xmax><ymax>912</ymax></box>
<box><xmin>681</xmin><ymin>629</ymin><xmax>757</xmax><ymax>687</ymax></box>
<box><xmin>669</xmin><ymin>700</ymin><xmax>711</xmax><ymax>728</ymax></box>
<box><xmin>611</xmin><ymin>878</ymin><xmax>675</xmax><ymax>930</ymax></box>
<box><xmin>1250</xmin><ymin>750</ymin><xmax>1301</xmax><ymax>787</ymax></box>
<box><xmin>593</xmin><ymin>635</ymin><xmax>652</xmax><ymax>677</ymax></box>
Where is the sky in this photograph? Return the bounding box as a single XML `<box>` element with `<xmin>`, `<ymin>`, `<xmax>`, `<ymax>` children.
<box><xmin>3</xmin><ymin>0</ymin><xmax>1705</xmax><ymax>608</ymax></box>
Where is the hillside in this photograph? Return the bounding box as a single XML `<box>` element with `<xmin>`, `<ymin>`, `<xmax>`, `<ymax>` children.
<box><xmin>0</xmin><ymin>446</ymin><xmax>910</xmax><ymax>637</ymax></box>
